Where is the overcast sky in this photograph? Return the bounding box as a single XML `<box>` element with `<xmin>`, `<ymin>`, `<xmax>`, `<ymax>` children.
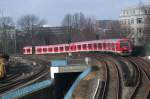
<box><xmin>0</xmin><ymin>0</ymin><xmax>150</xmax><ymax>26</ymax></box>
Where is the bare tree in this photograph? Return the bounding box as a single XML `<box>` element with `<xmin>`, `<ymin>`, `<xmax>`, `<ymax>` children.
<box><xmin>0</xmin><ymin>16</ymin><xmax>14</xmax><ymax>28</ymax></box>
<box><xmin>62</xmin><ymin>13</ymin><xmax>97</xmax><ymax>42</ymax></box>
<box><xmin>82</xmin><ymin>17</ymin><xmax>97</xmax><ymax>40</ymax></box>
<box><xmin>17</xmin><ymin>14</ymin><xmax>46</xmax><ymax>45</ymax></box>
<box><xmin>62</xmin><ymin>14</ymin><xmax>73</xmax><ymax>43</ymax></box>
<box><xmin>0</xmin><ymin>16</ymin><xmax>15</xmax><ymax>54</ymax></box>
<box><xmin>72</xmin><ymin>13</ymin><xmax>87</xmax><ymax>41</ymax></box>
<box><xmin>105</xmin><ymin>20</ymin><xmax>123</xmax><ymax>38</ymax></box>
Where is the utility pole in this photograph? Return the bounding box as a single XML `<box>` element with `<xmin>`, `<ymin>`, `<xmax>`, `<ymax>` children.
<box><xmin>0</xmin><ymin>9</ymin><xmax>5</xmax><ymax>53</ymax></box>
<box><xmin>14</xmin><ymin>31</ymin><xmax>17</xmax><ymax>54</ymax></box>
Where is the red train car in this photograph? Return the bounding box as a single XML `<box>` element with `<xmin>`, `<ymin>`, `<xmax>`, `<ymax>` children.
<box><xmin>23</xmin><ymin>46</ymin><xmax>33</xmax><ymax>55</ymax></box>
<box><xmin>23</xmin><ymin>38</ymin><xmax>132</xmax><ymax>56</ymax></box>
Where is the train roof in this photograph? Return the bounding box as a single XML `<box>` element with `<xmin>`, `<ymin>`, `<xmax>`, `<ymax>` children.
<box><xmin>70</xmin><ymin>38</ymin><xmax>130</xmax><ymax>44</ymax></box>
<box><xmin>23</xmin><ymin>38</ymin><xmax>130</xmax><ymax>48</ymax></box>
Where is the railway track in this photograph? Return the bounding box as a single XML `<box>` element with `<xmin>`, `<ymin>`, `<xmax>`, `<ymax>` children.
<box><xmin>0</xmin><ymin>56</ymin><xmax>48</xmax><ymax>94</ymax></box>
<box><xmin>134</xmin><ymin>57</ymin><xmax>150</xmax><ymax>80</ymax></box>
<box><xmin>3</xmin><ymin>54</ymin><xmax>150</xmax><ymax>99</ymax></box>
<box><xmin>89</xmin><ymin>55</ymin><xmax>121</xmax><ymax>99</ymax></box>
<box><xmin>116</xmin><ymin>56</ymin><xmax>141</xmax><ymax>99</ymax></box>
<box><xmin>72</xmin><ymin>54</ymin><xmax>150</xmax><ymax>99</ymax></box>
<box><xmin>92</xmin><ymin>60</ymin><xmax>108</xmax><ymax>99</ymax></box>
<box><xmin>127</xmin><ymin>57</ymin><xmax>150</xmax><ymax>99</ymax></box>
<box><xmin>104</xmin><ymin>55</ymin><xmax>120</xmax><ymax>99</ymax></box>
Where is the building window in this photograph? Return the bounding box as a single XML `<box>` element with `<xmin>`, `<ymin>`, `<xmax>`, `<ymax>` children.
<box><xmin>120</xmin><ymin>21</ymin><xmax>123</xmax><ymax>24</ymax></box>
<box><xmin>137</xmin><ymin>18</ymin><xmax>143</xmax><ymax>24</ymax></box>
<box><xmin>131</xmin><ymin>18</ymin><xmax>134</xmax><ymax>24</ymax></box>
<box><xmin>124</xmin><ymin>19</ymin><xmax>127</xmax><ymax>24</ymax></box>
<box><xmin>137</xmin><ymin>28</ymin><xmax>143</xmax><ymax>33</ymax></box>
<box><xmin>128</xmin><ymin>19</ymin><xmax>130</xmax><ymax>24</ymax></box>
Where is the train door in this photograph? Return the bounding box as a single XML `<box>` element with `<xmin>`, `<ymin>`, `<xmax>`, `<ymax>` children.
<box><xmin>32</xmin><ymin>46</ymin><xmax>35</xmax><ymax>54</ymax></box>
<box><xmin>54</xmin><ymin>47</ymin><xmax>59</xmax><ymax>53</ymax></box>
<box><xmin>70</xmin><ymin>44</ymin><xmax>76</xmax><ymax>52</ymax></box>
<box><xmin>77</xmin><ymin>45</ymin><xmax>82</xmax><ymax>51</ymax></box>
<box><xmin>36</xmin><ymin>47</ymin><xmax>42</xmax><ymax>54</ymax></box>
<box><xmin>48</xmin><ymin>47</ymin><xmax>53</xmax><ymax>53</ymax></box>
<box><xmin>27</xmin><ymin>47</ymin><xmax>32</xmax><ymax>54</ymax></box>
<box><xmin>60</xmin><ymin>46</ymin><xmax>64</xmax><ymax>52</ymax></box>
<box><xmin>103</xmin><ymin>43</ymin><xmax>106</xmax><ymax>51</ymax></box>
<box><xmin>88</xmin><ymin>44</ymin><xmax>92</xmax><ymax>51</ymax></box>
<box><xmin>82</xmin><ymin>44</ymin><xmax>87</xmax><ymax>51</ymax></box>
<box><xmin>93</xmin><ymin>43</ymin><xmax>98</xmax><ymax>51</ymax></box>
<box><xmin>65</xmin><ymin>45</ymin><xmax>69</xmax><ymax>52</ymax></box>
<box><xmin>43</xmin><ymin>47</ymin><xmax>48</xmax><ymax>54</ymax></box>
<box><xmin>98</xmin><ymin>43</ymin><xmax>102</xmax><ymax>51</ymax></box>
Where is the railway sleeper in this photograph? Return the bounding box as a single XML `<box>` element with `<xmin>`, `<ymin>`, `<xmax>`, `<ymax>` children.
<box><xmin>93</xmin><ymin>81</ymin><xmax>106</xmax><ymax>99</ymax></box>
<box><xmin>110</xmin><ymin>56</ymin><xmax>139</xmax><ymax>87</ymax></box>
<box><xmin>122</xmin><ymin>69</ymin><xmax>138</xmax><ymax>87</ymax></box>
<box><xmin>124</xmin><ymin>60</ymin><xmax>139</xmax><ymax>87</ymax></box>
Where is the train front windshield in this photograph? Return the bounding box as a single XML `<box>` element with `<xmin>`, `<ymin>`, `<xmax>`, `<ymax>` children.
<box><xmin>120</xmin><ymin>41</ymin><xmax>130</xmax><ymax>48</ymax></box>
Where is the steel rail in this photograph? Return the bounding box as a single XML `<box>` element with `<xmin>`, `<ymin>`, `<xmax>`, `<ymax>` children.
<box><xmin>128</xmin><ymin>57</ymin><xmax>150</xmax><ymax>99</ymax></box>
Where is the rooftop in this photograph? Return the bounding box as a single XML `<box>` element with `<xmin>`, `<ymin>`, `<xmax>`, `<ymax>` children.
<box><xmin>121</xmin><ymin>3</ymin><xmax>150</xmax><ymax>10</ymax></box>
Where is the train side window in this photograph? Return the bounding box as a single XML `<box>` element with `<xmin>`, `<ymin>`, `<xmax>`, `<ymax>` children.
<box><xmin>54</xmin><ymin>47</ymin><xmax>58</xmax><ymax>52</ymax></box>
<box><xmin>48</xmin><ymin>48</ymin><xmax>52</xmax><ymax>52</ymax></box>
<box><xmin>60</xmin><ymin>47</ymin><xmax>64</xmax><ymax>51</ymax></box>
<box><xmin>120</xmin><ymin>41</ymin><xmax>129</xmax><ymax>48</ymax></box>
<box><xmin>43</xmin><ymin>48</ymin><xmax>47</xmax><ymax>52</ymax></box>
<box><xmin>37</xmin><ymin>48</ymin><xmax>42</xmax><ymax>53</ymax></box>
<box><xmin>27</xmin><ymin>48</ymin><xmax>31</xmax><ymax>53</ymax></box>
<box><xmin>77</xmin><ymin>45</ymin><xmax>81</xmax><ymax>50</ymax></box>
<box><xmin>65</xmin><ymin>46</ymin><xmax>69</xmax><ymax>51</ymax></box>
<box><xmin>88</xmin><ymin>44</ymin><xmax>92</xmax><ymax>49</ymax></box>
<box><xmin>70</xmin><ymin>45</ymin><xmax>74</xmax><ymax>50</ymax></box>
<box><xmin>83</xmin><ymin>44</ymin><xmax>87</xmax><ymax>49</ymax></box>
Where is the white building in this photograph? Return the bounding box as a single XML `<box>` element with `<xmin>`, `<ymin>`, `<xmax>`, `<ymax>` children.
<box><xmin>120</xmin><ymin>4</ymin><xmax>150</xmax><ymax>46</ymax></box>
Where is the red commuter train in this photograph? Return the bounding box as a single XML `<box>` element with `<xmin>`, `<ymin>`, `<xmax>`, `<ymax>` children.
<box><xmin>23</xmin><ymin>38</ymin><xmax>133</xmax><ymax>56</ymax></box>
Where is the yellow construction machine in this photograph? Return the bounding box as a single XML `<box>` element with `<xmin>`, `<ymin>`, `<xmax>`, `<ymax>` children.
<box><xmin>0</xmin><ymin>54</ymin><xmax>9</xmax><ymax>79</ymax></box>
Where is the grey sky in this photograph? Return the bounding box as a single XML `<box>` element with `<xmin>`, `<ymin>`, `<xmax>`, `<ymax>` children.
<box><xmin>0</xmin><ymin>0</ymin><xmax>150</xmax><ymax>26</ymax></box>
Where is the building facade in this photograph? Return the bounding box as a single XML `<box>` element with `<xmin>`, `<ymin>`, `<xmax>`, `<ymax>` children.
<box><xmin>120</xmin><ymin>4</ymin><xmax>150</xmax><ymax>46</ymax></box>
<box><xmin>32</xmin><ymin>26</ymin><xmax>68</xmax><ymax>45</ymax></box>
<box><xmin>96</xmin><ymin>20</ymin><xmax>122</xmax><ymax>39</ymax></box>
